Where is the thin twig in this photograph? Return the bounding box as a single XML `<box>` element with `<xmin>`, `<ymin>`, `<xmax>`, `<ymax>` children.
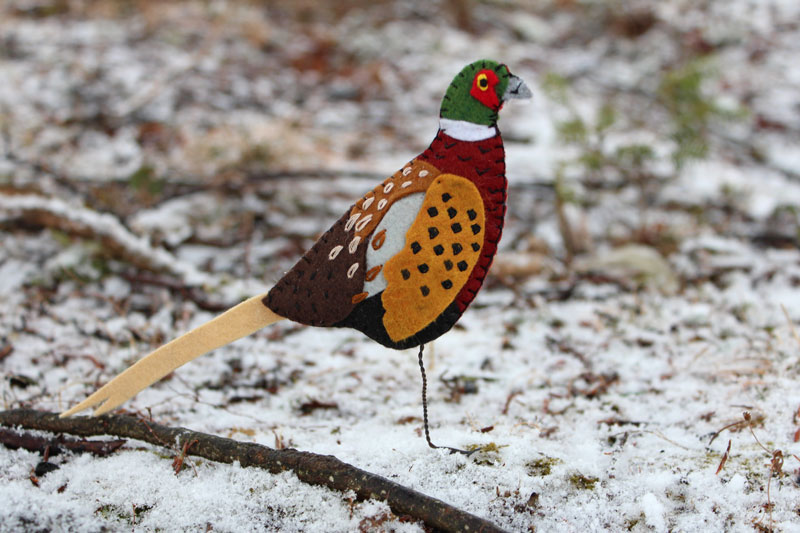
<box><xmin>0</xmin><ymin>427</ymin><xmax>125</xmax><ymax>457</ymax></box>
<box><xmin>715</xmin><ymin>440</ymin><xmax>731</xmax><ymax>475</ymax></box>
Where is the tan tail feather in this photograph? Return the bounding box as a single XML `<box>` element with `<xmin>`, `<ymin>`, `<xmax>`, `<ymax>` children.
<box><xmin>60</xmin><ymin>294</ymin><xmax>284</xmax><ymax>417</ymax></box>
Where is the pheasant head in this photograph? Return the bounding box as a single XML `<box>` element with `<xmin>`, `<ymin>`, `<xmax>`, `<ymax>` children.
<box><xmin>440</xmin><ymin>59</ymin><xmax>532</xmax><ymax>128</ymax></box>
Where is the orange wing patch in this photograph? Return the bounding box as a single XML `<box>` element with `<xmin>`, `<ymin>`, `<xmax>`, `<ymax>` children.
<box><xmin>381</xmin><ymin>174</ymin><xmax>485</xmax><ymax>343</ymax></box>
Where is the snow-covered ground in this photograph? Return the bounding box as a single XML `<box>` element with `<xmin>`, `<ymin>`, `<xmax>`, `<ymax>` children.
<box><xmin>2</xmin><ymin>1</ymin><xmax>800</xmax><ymax>531</ymax></box>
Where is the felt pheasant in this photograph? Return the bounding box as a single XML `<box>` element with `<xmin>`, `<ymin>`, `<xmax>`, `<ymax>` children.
<box><xmin>62</xmin><ymin>60</ymin><xmax>531</xmax><ymax>448</ymax></box>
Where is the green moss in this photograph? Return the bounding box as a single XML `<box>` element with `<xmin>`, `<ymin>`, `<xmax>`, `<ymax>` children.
<box><xmin>658</xmin><ymin>58</ymin><xmax>745</xmax><ymax>168</ymax></box>
<box><xmin>615</xmin><ymin>144</ymin><xmax>655</xmax><ymax>168</ymax></box>
<box><xmin>51</xmin><ymin>230</ymin><xmax>73</xmax><ymax>247</ymax></box>
<box><xmin>597</xmin><ymin>103</ymin><xmax>617</xmax><ymax>132</ymax></box>
<box><xmin>95</xmin><ymin>504</ymin><xmax>115</xmax><ymax>520</ymax></box>
<box><xmin>466</xmin><ymin>442</ymin><xmax>509</xmax><ymax>466</ymax></box>
<box><xmin>466</xmin><ymin>441</ymin><xmax>508</xmax><ymax>454</ymax></box>
<box><xmin>526</xmin><ymin>456</ymin><xmax>562</xmax><ymax>477</ymax></box>
<box><xmin>625</xmin><ymin>515</ymin><xmax>642</xmax><ymax>531</ymax></box>
<box><xmin>134</xmin><ymin>505</ymin><xmax>153</xmax><ymax>520</ymax></box>
<box><xmin>128</xmin><ymin>165</ymin><xmax>164</xmax><ymax>196</ymax></box>
<box><xmin>541</xmin><ymin>72</ymin><xmax>570</xmax><ymax>104</ymax></box>
<box><xmin>557</xmin><ymin>118</ymin><xmax>588</xmax><ymax>144</ymax></box>
<box><xmin>569</xmin><ymin>473</ymin><xmax>599</xmax><ymax>490</ymax></box>
<box><xmin>94</xmin><ymin>502</ymin><xmax>151</xmax><ymax>525</ymax></box>
<box><xmin>237</xmin><ymin>143</ymin><xmax>273</xmax><ymax>172</ymax></box>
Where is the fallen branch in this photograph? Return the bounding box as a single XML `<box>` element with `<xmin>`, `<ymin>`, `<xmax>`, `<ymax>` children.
<box><xmin>0</xmin><ymin>409</ymin><xmax>508</xmax><ymax>533</ymax></box>
<box><xmin>0</xmin><ymin>427</ymin><xmax>126</xmax><ymax>457</ymax></box>
<box><xmin>0</xmin><ymin>193</ymin><xmax>209</xmax><ymax>285</ymax></box>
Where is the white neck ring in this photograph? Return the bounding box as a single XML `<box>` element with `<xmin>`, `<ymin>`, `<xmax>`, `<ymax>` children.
<box><xmin>439</xmin><ymin>118</ymin><xmax>496</xmax><ymax>142</ymax></box>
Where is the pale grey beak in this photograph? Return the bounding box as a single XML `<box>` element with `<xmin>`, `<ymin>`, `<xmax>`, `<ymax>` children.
<box><xmin>504</xmin><ymin>75</ymin><xmax>532</xmax><ymax>100</ymax></box>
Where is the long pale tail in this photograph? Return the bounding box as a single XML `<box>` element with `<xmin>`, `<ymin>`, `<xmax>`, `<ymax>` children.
<box><xmin>60</xmin><ymin>294</ymin><xmax>284</xmax><ymax>417</ymax></box>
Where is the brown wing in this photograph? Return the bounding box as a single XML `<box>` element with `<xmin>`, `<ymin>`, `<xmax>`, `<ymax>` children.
<box><xmin>264</xmin><ymin>210</ymin><xmax>365</xmax><ymax>326</ymax></box>
<box><xmin>264</xmin><ymin>159</ymin><xmax>440</xmax><ymax>327</ymax></box>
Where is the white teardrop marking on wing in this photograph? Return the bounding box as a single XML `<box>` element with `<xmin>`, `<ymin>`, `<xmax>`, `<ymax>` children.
<box><xmin>349</xmin><ymin>236</ymin><xmax>361</xmax><ymax>253</ymax></box>
<box><xmin>345</xmin><ymin>213</ymin><xmax>360</xmax><ymax>232</ymax></box>
<box><xmin>329</xmin><ymin>245</ymin><xmax>343</xmax><ymax>260</ymax></box>
<box><xmin>355</xmin><ymin>214</ymin><xmax>373</xmax><ymax>232</ymax></box>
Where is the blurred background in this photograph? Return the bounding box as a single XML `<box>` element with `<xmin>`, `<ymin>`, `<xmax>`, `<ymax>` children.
<box><xmin>1</xmin><ymin>0</ymin><xmax>798</xmax><ymax>296</ymax></box>
<box><xmin>2</xmin><ymin>1</ymin><xmax>800</xmax><ymax>530</ymax></box>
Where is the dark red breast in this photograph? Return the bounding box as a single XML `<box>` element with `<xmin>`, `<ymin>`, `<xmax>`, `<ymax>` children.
<box><xmin>417</xmin><ymin>130</ymin><xmax>507</xmax><ymax>313</ymax></box>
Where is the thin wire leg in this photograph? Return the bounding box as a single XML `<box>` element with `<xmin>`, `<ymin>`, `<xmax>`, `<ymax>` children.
<box><xmin>417</xmin><ymin>344</ymin><xmax>477</xmax><ymax>456</ymax></box>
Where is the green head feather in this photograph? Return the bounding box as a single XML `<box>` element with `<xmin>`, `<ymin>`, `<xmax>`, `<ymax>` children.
<box><xmin>440</xmin><ymin>60</ymin><xmax>511</xmax><ymax>126</ymax></box>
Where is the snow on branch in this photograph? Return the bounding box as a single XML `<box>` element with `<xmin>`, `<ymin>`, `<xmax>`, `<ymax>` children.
<box><xmin>0</xmin><ymin>193</ymin><xmax>210</xmax><ymax>286</ymax></box>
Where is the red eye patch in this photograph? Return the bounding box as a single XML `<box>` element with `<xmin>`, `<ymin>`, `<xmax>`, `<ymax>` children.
<box><xmin>470</xmin><ymin>69</ymin><xmax>500</xmax><ymax>110</ymax></box>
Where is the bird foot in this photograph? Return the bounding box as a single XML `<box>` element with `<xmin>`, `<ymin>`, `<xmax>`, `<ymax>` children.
<box><xmin>439</xmin><ymin>445</ymin><xmax>480</xmax><ymax>457</ymax></box>
<box><xmin>426</xmin><ymin>440</ymin><xmax>481</xmax><ymax>456</ymax></box>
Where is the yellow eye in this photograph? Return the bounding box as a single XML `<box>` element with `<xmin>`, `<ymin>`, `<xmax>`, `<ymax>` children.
<box><xmin>477</xmin><ymin>73</ymin><xmax>489</xmax><ymax>91</ymax></box>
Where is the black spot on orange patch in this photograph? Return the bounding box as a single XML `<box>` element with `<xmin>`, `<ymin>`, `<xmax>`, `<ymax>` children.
<box><xmin>444</xmin><ymin>259</ymin><xmax>453</xmax><ymax>270</ymax></box>
<box><xmin>433</xmin><ymin>245</ymin><xmax>444</xmax><ymax>255</ymax></box>
<box><xmin>447</xmin><ymin>207</ymin><xmax>457</xmax><ymax>219</ymax></box>
<box><xmin>428</xmin><ymin>227</ymin><xmax>439</xmax><ymax>239</ymax></box>
<box><xmin>411</xmin><ymin>241</ymin><xmax>422</xmax><ymax>254</ymax></box>
<box><xmin>427</xmin><ymin>207</ymin><xmax>439</xmax><ymax>217</ymax></box>
<box><xmin>441</xmin><ymin>279</ymin><xmax>453</xmax><ymax>290</ymax></box>
<box><xmin>452</xmin><ymin>243</ymin><xmax>463</xmax><ymax>255</ymax></box>
<box><xmin>418</xmin><ymin>263</ymin><xmax>429</xmax><ymax>274</ymax></box>
<box><xmin>401</xmin><ymin>268</ymin><xmax>411</xmax><ymax>280</ymax></box>
<box><xmin>420</xmin><ymin>285</ymin><xmax>430</xmax><ymax>297</ymax></box>
<box><xmin>451</xmin><ymin>222</ymin><xmax>462</xmax><ymax>234</ymax></box>
<box><xmin>457</xmin><ymin>261</ymin><xmax>468</xmax><ymax>272</ymax></box>
<box><xmin>471</xmin><ymin>224</ymin><xmax>481</xmax><ymax>235</ymax></box>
